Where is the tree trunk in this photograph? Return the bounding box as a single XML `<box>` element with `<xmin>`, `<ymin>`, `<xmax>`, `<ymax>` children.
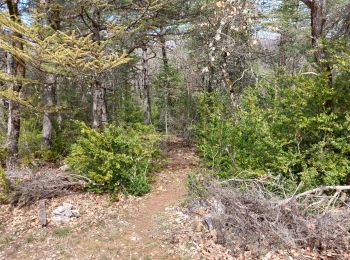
<box><xmin>0</xmin><ymin>98</ymin><xmax>6</xmax><ymax>131</ymax></box>
<box><xmin>303</xmin><ymin>0</ymin><xmax>332</xmax><ymax>82</ymax></box>
<box><xmin>92</xmin><ymin>78</ymin><xmax>107</xmax><ymax>129</ymax></box>
<box><xmin>279</xmin><ymin>34</ymin><xmax>287</xmax><ymax>67</ymax></box>
<box><xmin>41</xmin><ymin>0</ymin><xmax>61</xmax><ymax>147</ymax></box>
<box><xmin>6</xmin><ymin>0</ymin><xmax>25</xmax><ymax>170</ymax></box>
<box><xmin>42</xmin><ymin>74</ymin><xmax>56</xmax><ymax>148</ymax></box>
<box><xmin>141</xmin><ymin>46</ymin><xmax>152</xmax><ymax>125</ymax></box>
<box><xmin>6</xmin><ymin>55</ymin><xmax>24</xmax><ymax>170</ymax></box>
<box><xmin>0</xmin><ymin>34</ymin><xmax>7</xmax><ymax>132</ymax></box>
<box><xmin>159</xmin><ymin>28</ymin><xmax>170</xmax><ymax>134</ymax></box>
<box><xmin>310</xmin><ymin>1</ymin><xmax>327</xmax><ymax>67</ymax></box>
<box><xmin>56</xmin><ymin>80</ymin><xmax>62</xmax><ymax>127</ymax></box>
<box><xmin>90</xmin><ymin>8</ymin><xmax>108</xmax><ymax>129</ymax></box>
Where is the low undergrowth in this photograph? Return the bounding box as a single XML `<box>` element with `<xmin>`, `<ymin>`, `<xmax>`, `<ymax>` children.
<box><xmin>66</xmin><ymin>122</ymin><xmax>162</xmax><ymax>196</ymax></box>
<box><xmin>0</xmin><ymin>167</ymin><xmax>10</xmax><ymax>204</ymax></box>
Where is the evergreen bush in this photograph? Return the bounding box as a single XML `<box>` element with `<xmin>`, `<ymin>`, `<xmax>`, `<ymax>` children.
<box><xmin>196</xmin><ymin>73</ymin><xmax>350</xmax><ymax>191</ymax></box>
<box><xmin>0</xmin><ymin>166</ymin><xmax>10</xmax><ymax>204</ymax></box>
<box><xmin>65</xmin><ymin>122</ymin><xmax>161</xmax><ymax>195</ymax></box>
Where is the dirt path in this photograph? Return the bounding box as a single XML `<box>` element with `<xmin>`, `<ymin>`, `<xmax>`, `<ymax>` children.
<box><xmin>0</xmin><ymin>137</ymin><xmax>198</xmax><ymax>260</ymax></box>
<box><xmin>115</xmin><ymin>138</ymin><xmax>198</xmax><ymax>258</ymax></box>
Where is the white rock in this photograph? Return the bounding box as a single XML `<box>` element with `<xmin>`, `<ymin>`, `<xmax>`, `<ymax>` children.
<box><xmin>63</xmin><ymin>209</ymin><xmax>73</xmax><ymax>217</ymax></box>
<box><xmin>118</xmin><ymin>220</ymin><xmax>128</xmax><ymax>225</ymax></box>
<box><xmin>52</xmin><ymin>203</ymin><xmax>80</xmax><ymax>223</ymax></box>
<box><xmin>71</xmin><ymin>210</ymin><xmax>80</xmax><ymax>217</ymax></box>
<box><xmin>130</xmin><ymin>233</ymin><xmax>142</xmax><ymax>241</ymax></box>
<box><xmin>53</xmin><ymin>206</ymin><xmax>66</xmax><ymax>215</ymax></box>
<box><xmin>62</xmin><ymin>202</ymin><xmax>74</xmax><ymax>210</ymax></box>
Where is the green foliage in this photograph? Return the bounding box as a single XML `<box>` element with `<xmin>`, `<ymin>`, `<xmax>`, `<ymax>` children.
<box><xmin>110</xmin><ymin>84</ymin><xmax>144</xmax><ymax>125</ymax></box>
<box><xmin>196</xmin><ymin>91</ymin><xmax>235</xmax><ymax>179</ymax></box>
<box><xmin>17</xmin><ymin>114</ymin><xmax>81</xmax><ymax>165</ymax></box>
<box><xmin>65</xmin><ymin>122</ymin><xmax>161</xmax><ymax>195</ymax></box>
<box><xmin>327</xmin><ymin>38</ymin><xmax>350</xmax><ymax>72</ymax></box>
<box><xmin>152</xmin><ymin>64</ymin><xmax>188</xmax><ymax>132</ymax></box>
<box><xmin>0</xmin><ymin>147</ymin><xmax>7</xmax><ymax>168</ymax></box>
<box><xmin>18</xmin><ymin>117</ymin><xmax>42</xmax><ymax>165</ymax></box>
<box><xmin>196</xmin><ymin>73</ymin><xmax>350</xmax><ymax>191</ymax></box>
<box><xmin>0</xmin><ymin>167</ymin><xmax>10</xmax><ymax>204</ymax></box>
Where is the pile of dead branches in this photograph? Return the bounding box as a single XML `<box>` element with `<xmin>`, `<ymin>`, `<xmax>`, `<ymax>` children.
<box><xmin>8</xmin><ymin>168</ymin><xmax>86</xmax><ymax>206</ymax></box>
<box><xmin>191</xmin><ymin>179</ymin><xmax>350</xmax><ymax>256</ymax></box>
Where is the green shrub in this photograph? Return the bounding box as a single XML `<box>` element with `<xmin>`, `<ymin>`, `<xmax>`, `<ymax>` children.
<box><xmin>196</xmin><ymin>91</ymin><xmax>235</xmax><ymax>179</ymax></box>
<box><xmin>65</xmin><ymin>122</ymin><xmax>161</xmax><ymax>195</ymax></box>
<box><xmin>196</xmin><ymin>73</ymin><xmax>350</xmax><ymax>191</ymax></box>
<box><xmin>0</xmin><ymin>167</ymin><xmax>10</xmax><ymax>204</ymax></box>
<box><xmin>33</xmin><ymin>120</ymin><xmax>82</xmax><ymax>163</ymax></box>
<box><xmin>0</xmin><ymin>147</ymin><xmax>7</xmax><ymax>168</ymax></box>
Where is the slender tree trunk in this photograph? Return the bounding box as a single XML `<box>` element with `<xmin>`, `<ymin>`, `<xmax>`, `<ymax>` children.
<box><xmin>90</xmin><ymin>8</ymin><xmax>108</xmax><ymax>129</ymax></box>
<box><xmin>42</xmin><ymin>74</ymin><xmax>56</xmax><ymax>148</ymax></box>
<box><xmin>0</xmin><ymin>31</ymin><xmax>7</xmax><ymax>132</ymax></box>
<box><xmin>141</xmin><ymin>46</ymin><xmax>152</xmax><ymax>125</ymax></box>
<box><xmin>279</xmin><ymin>34</ymin><xmax>287</xmax><ymax>67</ymax></box>
<box><xmin>303</xmin><ymin>0</ymin><xmax>332</xmax><ymax>82</ymax></box>
<box><xmin>6</xmin><ymin>0</ymin><xmax>25</xmax><ymax>170</ymax></box>
<box><xmin>92</xmin><ymin>78</ymin><xmax>107</xmax><ymax>129</ymax></box>
<box><xmin>6</xmin><ymin>54</ymin><xmax>24</xmax><ymax>170</ymax></box>
<box><xmin>159</xmin><ymin>28</ymin><xmax>170</xmax><ymax>134</ymax></box>
<box><xmin>0</xmin><ymin>99</ymin><xmax>6</xmax><ymax>131</ymax></box>
<box><xmin>41</xmin><ymin>0</ymin><xmax>61</xmax><ymax>147</ymax></box>
<box><xmin>56</xmin><ymin>79</ymin><xmax>62</xmax><ymax>127</ymax></box>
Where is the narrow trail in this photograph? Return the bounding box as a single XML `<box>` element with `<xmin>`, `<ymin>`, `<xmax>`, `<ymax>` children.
<box><xmin>113</xmin><ymin>137</ymin><xmax>199</xmax><ymax>258</ymax></box>
<box><xmin>0</xmin><ymin>137</ymin><xmax>199</xmax><ymax>260</ymax></box>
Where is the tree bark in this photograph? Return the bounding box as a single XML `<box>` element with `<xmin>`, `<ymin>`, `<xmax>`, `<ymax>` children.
<box><xmin>141</xmin><ymin>46</ymin><xmax>152</xmax><ymax>125</ymax></box>
<box><xmin>0</xmin><ymin>35</ymin><xmax>7</xmax><ymax>132</ymax></box>
<box><xmin>92</xmin><ymin>78</ymin><xmax>107</xmax><ymax>129</ymax></box>
<box><xmin>0</xmin><ymin>98</ymin><xmax>6</xmax><ymax>131</ymax></box>
<box><xmin>90</xmin><ymin>7</ymin><xmax>108</xmax><ymax>129</ymax></box>
<box><xmin>42</xmin><ymin>74</ymin><xmax>56</xmax><ymax>148</ymax></box>
<box><xmin>41</xmin><ymin>0</ymin><xmax>61</xmax><ymax>148</ymax></box>
<box><xmin>302</xmin><ymin>0</ymin><xmax>332</xmax><ymax>82</ymax></box>
<box><xmin>56</xmin><ymin>80</ymin><xmax>62</xmax><ymax>127</ymax></box>
<box><xmin>6</xmin><ymin>0</ymin><xmax>25</xmax><ymax>170</ymax></box>
<box><xmin>159</xmin><ymin>28</ymin><xmax>170</xmax><ymax>134</ymax></box>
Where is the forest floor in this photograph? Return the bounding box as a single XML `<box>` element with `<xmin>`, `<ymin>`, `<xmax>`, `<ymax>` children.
<box><xmin>0</xmin><ymin>137</ymin><xmax>199</xmax><ymax>260</ymax></box>
<box><xmin>2</xmin><ymin>137</ymin><xmax>348</xmax><ymax>260</ymax></box>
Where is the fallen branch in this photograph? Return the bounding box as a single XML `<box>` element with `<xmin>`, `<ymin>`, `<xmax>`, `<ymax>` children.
<box><xmin>191</xmin><ymin>180</ymin><xmax>350</xmax><ymax>257</ymax></box>
<box><xmin>9</xmin><ymin>169</ymin><xmax>86</xmax><ymax>207</ymax></box>
<box><xmin>280</xmin><ymin>185</ymin><xmax>350</xmax><ymax>205</ymax></box>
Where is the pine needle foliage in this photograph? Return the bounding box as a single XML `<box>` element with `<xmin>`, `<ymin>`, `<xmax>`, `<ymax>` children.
<box><xmin>0</xmin><ymin>11</ymin><xmax>130</xmax><ymax>104</ymax></box>
<box><xmin>0</xmin><ymin>12</ymin><xmax>130</xmax><ymax>75</ymax></box>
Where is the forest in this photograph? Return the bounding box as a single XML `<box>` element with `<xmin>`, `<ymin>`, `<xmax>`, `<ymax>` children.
<box><xmin>1</xmin><ymin>0</ymin><xmax>350</xmax><ymax>259</ymax></box>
